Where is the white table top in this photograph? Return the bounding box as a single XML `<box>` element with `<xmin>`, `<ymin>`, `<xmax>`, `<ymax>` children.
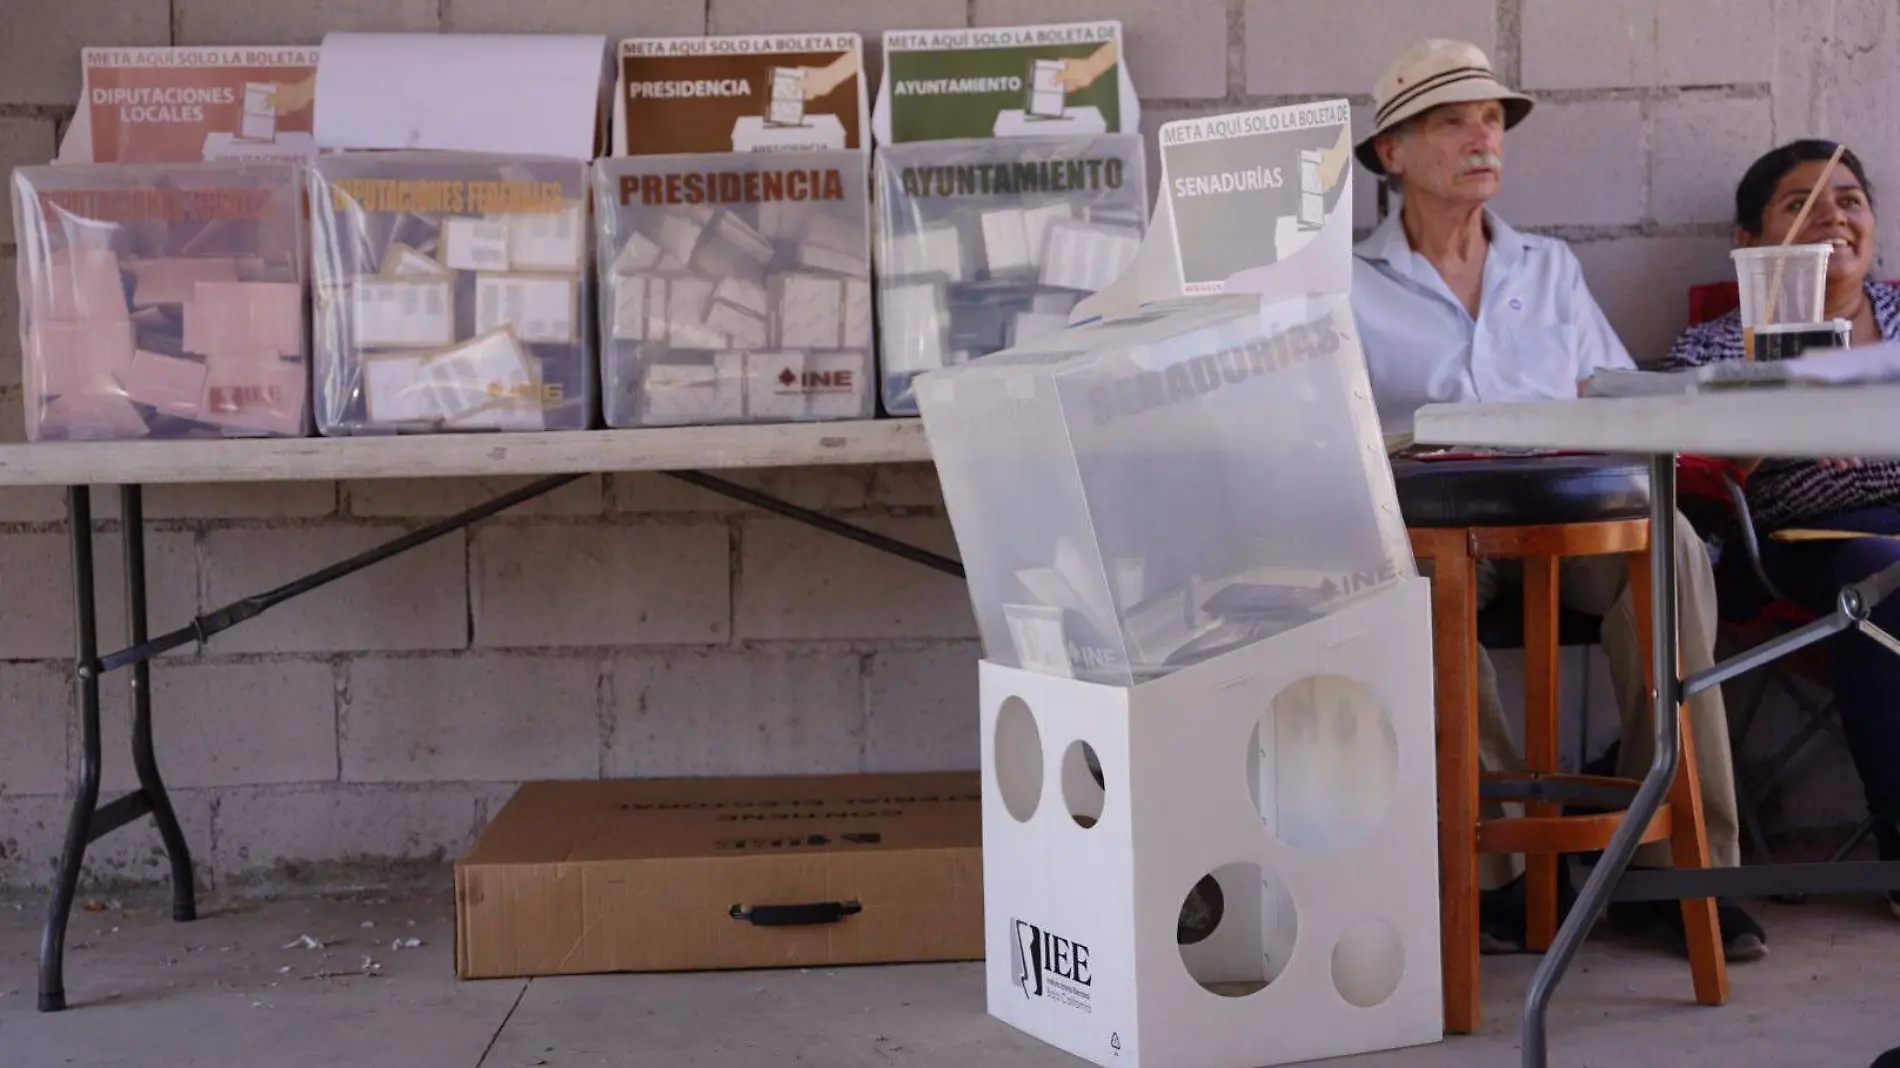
<box><xmin>1415</xmin><ymin>385</ymin><xmax>1900</xmax><ymax>458</ymax></box>
<box><xmin>0</xmin><ymin>419</ymin><xmax>931</xmax><ymax>487</ymax></box>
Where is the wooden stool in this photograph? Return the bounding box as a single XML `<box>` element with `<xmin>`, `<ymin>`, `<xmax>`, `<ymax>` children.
<box><xmin>1397</xmin><ymin>456</ymin><xmax>1729</xmax><ymax>1035</ymax></box>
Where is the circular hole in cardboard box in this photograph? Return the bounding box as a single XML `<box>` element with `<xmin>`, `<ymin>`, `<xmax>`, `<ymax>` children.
<box><xmin>995</xmin><ymin>696</ymin><xmax>1044</xmax><ymax>823</ymax></box>
<box><xmin>1250</xmin><ymin>675</ymin><xmax>1398</xmax><ymax>853</ymax></box>
<box><xmin>1176</xmin><ymin>862</ymin><xmax>1298</xmax><ymax>999</ymax></box>
<box><xmin>1063</xmin><ymin>740</ymin><xmax>1106</xmax><ymax>828</ymax></box>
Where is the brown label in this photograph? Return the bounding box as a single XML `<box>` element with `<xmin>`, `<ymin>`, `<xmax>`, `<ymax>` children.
<box><xmin>36</xmin><ymin>188</ymin><xmax>274</xmax><ymax>222</ymax></box>
<box><xmin>326</xmin><ymin>179</ymin><xmax>568</xmax><ymax>215</ymax></box>
<box><xmin>616</xmin><ymin>166</ymin><xmax>847</xmax><ymax>206</ymax></box>
<box><xmin>618</xmin><ymin>35</ymin><xmax>864</xmax><ymax>155</ymax></box>
<box><xmin>83</xmin><ymin>48</ymin><xmax>319</xmax><ymax>164</ymax></box>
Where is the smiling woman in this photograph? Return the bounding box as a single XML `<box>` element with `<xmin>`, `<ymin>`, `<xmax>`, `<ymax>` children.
<box><xmin>1734</xmin><ymin>140</ymin><xmax>1881</xmax><ymax>344</ymax></box>
<box><xmin>1665</xmin><ymin>140</ymin><xmax>1900</xmax><ymax>922</ymax></box>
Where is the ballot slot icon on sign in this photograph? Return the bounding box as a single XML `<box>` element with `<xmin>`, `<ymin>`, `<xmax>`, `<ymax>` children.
<box><xmin>1297</xmin><ymin>149</ymin><xmax>1324</xmax><ymax>231</ymax></box>
<box><xmin>239</xmin><ymin>82</ymin><xmax>276</xmax><ymax>143</ymax></box>
<box><xmin>1026</xmin><ymin>60</ymin><xmax>1068</xmax><ymax>121</ymax></box>
<box><xmin>766</xmin><ymin>67</ymin><xmax>808</xmax><ymax>128</ymax></box>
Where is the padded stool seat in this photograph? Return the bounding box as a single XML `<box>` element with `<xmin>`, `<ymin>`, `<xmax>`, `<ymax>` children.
<box><xmin>1395</xmin><ymin>454</ymin><xmax>1650</xmax><ymax>529</ymax></box>
<box><xmin>1398</xmin><ymin>454</ymin><xmax>1648</xmax><ymax>652</ymax></box>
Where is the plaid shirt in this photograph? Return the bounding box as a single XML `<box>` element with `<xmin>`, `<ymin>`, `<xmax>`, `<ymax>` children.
<box><xmin>1663</xmin><ymin>279</ymin><xmax>1900</xmax><ymax>530</ymax></box>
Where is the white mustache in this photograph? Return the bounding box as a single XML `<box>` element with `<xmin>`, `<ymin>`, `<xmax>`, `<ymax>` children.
<box><xmin>1460</xmin><ymin>151</ymin><xmax>1501</xmax><ymax>171</ymax></box>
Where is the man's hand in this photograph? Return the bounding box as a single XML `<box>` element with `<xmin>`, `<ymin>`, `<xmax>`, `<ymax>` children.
<box><xmin>265</xmin><ymin>76</ymin><xmax>317</xmax><ymax>114</ymax></box>
<box><xmin>1316</xmin><ymin>122</ymin><xmax>1352</xmax><ymax>194</ymax></box>
<box><xmin>1055</xmin><ymin>41</ymin><xmax>1118</xmax><ymax>91</ymax></box>
<box><xmin>1819</xmin><ymin>457</ymin><xmax>1866</xmax><ymax>471</ymax></box>
<box><xmin>799</xmin><ymin>52</ymin><xmax>860</xmax><ymax>101</ymax></box>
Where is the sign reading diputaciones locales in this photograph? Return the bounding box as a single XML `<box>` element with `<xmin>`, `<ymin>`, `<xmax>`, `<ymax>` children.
<box><xmin>59</xmin><ymin>47</ymin><xmax>320</xmax><ymax>164</ymax></box>
<box><xmin>614</xmin><ymin>34</ymin><xmax>868</xmax><ymax>157</ymax></box>
<box><xmin>872</xmin><ymin>21</ymin><xmax>1138</xmax><ymax>145</ymax></box>
<box><xmin>1159</xmin><ymin>100</ymin><xmax>1353</xmax><ymax>295</ymax></box>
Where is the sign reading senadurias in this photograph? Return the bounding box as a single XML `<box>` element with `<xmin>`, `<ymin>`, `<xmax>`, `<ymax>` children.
<box><xmin>873</xmin><ymin>21</ymin><xmax>1138</xmax><ymax>144</ymax></box>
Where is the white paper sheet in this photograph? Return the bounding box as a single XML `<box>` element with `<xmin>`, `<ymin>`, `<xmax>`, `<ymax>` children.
<box><xmin>314</xmin><ymin>32</ymin><xmax>611</xmax><ymax>157</ymax></box>
<box><xmin>505</xmin><ymin>206</ymin><xmax>586</xmax><ymax>272</ymax></box>
<box><xmin>352</xmin><ymin>278</ymin><xmax>455</xmax><ymax>349</ymax></box>
<box><xmin>441</xmin><ymin>218</ymin><xmax>512</xmax><ymax>272</ymax></box>
<box><xmin>645</xmin><ymin>353</ymin><xmax>746</xmax><ymax>424</ymax></box>
<box><xmin>474</xmin><ymin>273</ymin><xmax>578</xmax><ymax>345</ymax></box>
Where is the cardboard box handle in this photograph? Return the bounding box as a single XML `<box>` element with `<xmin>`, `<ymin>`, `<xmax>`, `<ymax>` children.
<box><xmin>728</xmin><ymin>901</ymin><xmax>864</xmax><ymax>928</ymax></box>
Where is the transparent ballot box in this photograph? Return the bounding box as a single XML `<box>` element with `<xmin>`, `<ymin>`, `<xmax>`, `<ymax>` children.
<box><xmin>11</xmin><ymin>161</ymin><xmax>309</xmax><ymax>440</ymax></box>
<box><xmin>874</xmin><ymin>134</ymin><xmax>1147</xmax><ymax>416</ymax></box>
<box><xmin>916</xmin><ymin>293</ymin><xmax>1414</xmax><ymax>686</ymax></box>
<box><xmin>593</xmin><ymin>152</ymin><xmax>873</xmax><ymax>427</ymax></box>
<box><xmin>309</xmin><ymin>152</ymin><xmax>593</xmax><ymax>435</ymax></box>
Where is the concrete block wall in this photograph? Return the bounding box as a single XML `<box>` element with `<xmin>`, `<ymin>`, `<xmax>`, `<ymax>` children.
<box><xmin>0</xmin><ymin>0</ymin><xmax>1888</xmax><ymax>891</ymax></box>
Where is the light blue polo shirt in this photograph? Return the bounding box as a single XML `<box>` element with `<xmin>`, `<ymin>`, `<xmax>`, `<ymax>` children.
<box><xmin>1350</xmin><ymin>204</ymin><xmax>1633</xmax><ymax>434</ymax></box>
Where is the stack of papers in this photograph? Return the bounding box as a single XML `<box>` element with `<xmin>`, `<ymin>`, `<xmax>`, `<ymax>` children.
<box><xmin>1584</xmin><ymin>341</ymin><xmax>1900</xmax><ymax>398</ymax></box>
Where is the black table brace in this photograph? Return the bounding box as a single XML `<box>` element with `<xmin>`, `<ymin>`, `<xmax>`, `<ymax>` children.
<box><xmin>38</xmin><ymin>472</ymin><xmax>964</xmax><ymax>1013</ymax></box>
<box><xmin>1521</xmin><ymin>455</ymin><xmax>1900</xmax><ymax>1067</ymax></box>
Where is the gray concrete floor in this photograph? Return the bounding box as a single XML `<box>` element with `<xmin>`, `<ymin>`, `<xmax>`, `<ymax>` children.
<box><xmin>1</xmin><ymin>889</ymin><xmax>1897</xmax><ymax>1068</ymax></box>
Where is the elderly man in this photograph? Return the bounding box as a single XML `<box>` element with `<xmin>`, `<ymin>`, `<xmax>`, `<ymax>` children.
<box><xmin>1348</xmin><ymin>39</ymin><xmax>1765</xmax><ymax>962</ymax></box>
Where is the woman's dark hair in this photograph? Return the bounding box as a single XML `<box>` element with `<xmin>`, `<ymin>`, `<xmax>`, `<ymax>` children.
<box><xmin>1735</xmin><ymin>140</ymin><xmax>1875</xmax><ymax>235</ymax></box>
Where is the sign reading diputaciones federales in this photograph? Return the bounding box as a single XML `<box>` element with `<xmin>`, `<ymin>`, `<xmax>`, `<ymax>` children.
<box><xmin>1159</xmin><ymin>100</ymin><xmax>1353</xmax><ymax>295</ymax></box>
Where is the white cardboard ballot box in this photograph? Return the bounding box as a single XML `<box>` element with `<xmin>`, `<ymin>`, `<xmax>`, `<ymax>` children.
<box><xmin>978</xmin><ymin>576</ymin><xmax>1440</xmax><ymax>1068</ymax></box>
<box><xmin>917</xmin><ymin>293</ymin><xmax>1440</xmax><ymax>1068</ymax></box>
<box><xmin>916</xmin><ymin>99</ymin><xmax>1442</xmax><ymax>1068</ymax></box>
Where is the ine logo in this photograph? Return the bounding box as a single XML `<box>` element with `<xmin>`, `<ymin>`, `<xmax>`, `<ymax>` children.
<box><xmin>1011</xmin><ymin>918</ymin><xmax>1094</xmax><ymax>1013</ymax></box>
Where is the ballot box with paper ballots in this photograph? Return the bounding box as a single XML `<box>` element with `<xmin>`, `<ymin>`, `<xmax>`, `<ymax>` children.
<box><xmin>916</xmin><ymin>104</ymin><xmax>1441</xmax><ymax>1068</ymax></box>
<box><xmin>874</xmin><ymin>133</ymin><xmax>1147</xmax><ymax>416</ymax></box>
<box><xmin>11</xmin><ymin>161</ymin><xmax>310</xmax><ymax>440</ymax></box>
<box><xmin>593</xmin><ymin>152</ymin><xmax>874</xmax><ymax>427</ymax></box>
<box><xmin>308</xmin><ymin>152</ymin><xmax>593</xmax><ymax>435</ymax></box>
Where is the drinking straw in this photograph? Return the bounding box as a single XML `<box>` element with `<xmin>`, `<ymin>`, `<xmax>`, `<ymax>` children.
<box><xmin>1756</xmin><ymin>142</ymin><xmax>1847</xmax><ymax>357</ymax></box>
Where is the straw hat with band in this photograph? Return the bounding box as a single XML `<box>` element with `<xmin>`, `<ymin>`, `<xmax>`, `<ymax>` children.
<box><xmin>1355</xmin><ymin>39</ymin><xmax>1534</xmax><ymax>175</ymax></box>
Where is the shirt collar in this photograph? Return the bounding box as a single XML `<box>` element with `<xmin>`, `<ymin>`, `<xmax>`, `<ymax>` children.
<box><xmin>1357</xmin><ymin>199</ymin><xmax>1532</xmax><ymax>271</ymax></box>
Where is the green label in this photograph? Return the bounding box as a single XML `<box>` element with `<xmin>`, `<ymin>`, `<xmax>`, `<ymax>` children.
<box><xmin>877</xmin><ymin>23</ymin><xmax>1130</xmax><ymax>144</ymax></box>
<box><xmin>887</xmin><ymin>45</ymin><xmax>1119</xmax><ymax>142</ymax></box>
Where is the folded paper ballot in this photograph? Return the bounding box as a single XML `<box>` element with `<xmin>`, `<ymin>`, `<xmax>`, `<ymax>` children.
<box><xmin>309</xmin><ymin>152</ymin><xmax>592</xmax><ymax>434</ymax></box>
<box><xmin>185</xmin><ymin>281</ymin><xmax>303</xmax><ymax>358</ymax></box>
<box><xmin>351</xmin><ymin>278</ymin><xmax>457</xmax><ymax>349</ymax></box>
<box><xmin>642</xmin><ymin>354</ymin><xmax>747</xmax><ymax>425</ymax></box>
<box><xmin>474</xmin><ymin>274</ymin><xmax>578</xmax><ymax>345</ymax></box>
<box><xmin>441</xmin><ymin>217</ymin><xmax>513</xmax><ymax>271</ymax></box>
<box><xmin>38</xmin><ymin>249</ymin><xmax>133</xmax><ymax>322</ymax></box>
<box><xmin>131</xmin><ymin>257</ymin><xmax>240</xmax><ymax>306</ymax></box>
<box><xmin>381</xmin><ymin>244</ymin><xmax>453</xmax><ymax>278</ymax></box>
<box><xmin>13</xmin><ymin>160</ymin><xmax>309</xmax><ymax>440</ymax></box>
<box><xmin>31</xmin><ymin>320</ymin><xmax>137</xmax><ymax>399</ymax></box>
<box><xmin>116</xmin><ymin>349</ymin><xmax>209</xmax><ymax>418</ymax></box>
<box><xmin>505</xmin><ymin>205</ymin><xmax>586</xmax><ymax>273</ymax></box>
<box><xmin>361</xmin><ymin>328</ymin><xmax>542</xmax><ymax>430</ymax></box>
<box><xmin>594</xmin><ymin>151</ymin><xmax>874</xmax><ymax>427</ymax></box>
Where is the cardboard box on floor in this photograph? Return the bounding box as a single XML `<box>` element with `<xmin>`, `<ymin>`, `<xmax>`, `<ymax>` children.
<box><xmin>455</xmin><ymin>772</ymin><xmax>983</xmax><ymax>980</ymax></box>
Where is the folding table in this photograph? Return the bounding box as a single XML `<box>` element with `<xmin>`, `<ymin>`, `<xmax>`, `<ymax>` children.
<box><xmin>0</xmin><ymin>418</ymin><xmax>950</xmax><ymax>1013</ymax></box>
<box><xmin>1417</xmin><ymin>385</ymin><xmax>1900</xmax><ymax>1068</ymax></box>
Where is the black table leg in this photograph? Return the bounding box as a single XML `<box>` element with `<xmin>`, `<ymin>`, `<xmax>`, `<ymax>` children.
<box><xmin>1522</xmin><ymin>454</ymin><xmax>1684</xmax><ymax>1067</ymax></box>
<box><xmin>40</xmin><ymin>487</ymin><xmax>102</xmax><ymax>1013</ymax></box>
<box><xmin>122</xmin><ymin>486</ymin><xmax>196</xmax><ymax>923</ymax></box>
